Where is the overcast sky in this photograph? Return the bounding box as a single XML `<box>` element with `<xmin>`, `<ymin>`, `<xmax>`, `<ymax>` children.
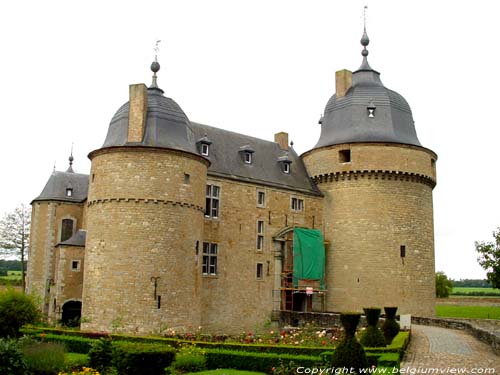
<box><xmin>0</xmin><ymin>0</ymin><xmax>498</xmax><ymax>280</ymax></box>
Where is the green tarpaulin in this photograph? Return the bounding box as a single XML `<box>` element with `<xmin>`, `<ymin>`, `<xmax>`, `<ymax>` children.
<box><xmin>293</xmin><ymin>228</ymin><xmax>325</xmax><ymax>289</ymax></box>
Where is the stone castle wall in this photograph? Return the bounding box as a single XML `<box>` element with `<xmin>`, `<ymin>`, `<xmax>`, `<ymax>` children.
<box><xmin>82</xmin><ymin>147</ymin><xmax>208</xmax><ymax>334</ymax></box>
<box><xmin>303</xmin><ymin>143</ymin><xmax>437</xmax><ymax>316</ymax></box>
<box><xmin>201</xmin><ymin>176</ymin><xmax>323</xmax><ymax>333</ymax></box>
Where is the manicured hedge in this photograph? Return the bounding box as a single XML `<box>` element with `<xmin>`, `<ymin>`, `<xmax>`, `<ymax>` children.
<box><xmin>40</xmin><ymin>334</ymin><xmax>94</xmax><ymax>354</ymax></box>
<box><xmin>205</xmin><ymin>348</ymin><xmax>321</xmax><ymax>373</ymax></box>
<box><xmin>112</xmin><ymin>342</ymin><xmax>175</xmax><ymax>375</ymax></box>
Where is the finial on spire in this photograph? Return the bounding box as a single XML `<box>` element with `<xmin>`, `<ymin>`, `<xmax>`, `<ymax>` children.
<box><xmin>67</xmin><ymin>143</ymin><xmax>74</xmax><ymax>173</ymax></box>
<box><xmin>150</xmin><ymin>40</ymin><xmax>162</xmax><ymax>90</ymax></box>
<box><xmin>357</xmin><ymin>5</ymin><xmax>376</xmax><ymax>72</ymax></box>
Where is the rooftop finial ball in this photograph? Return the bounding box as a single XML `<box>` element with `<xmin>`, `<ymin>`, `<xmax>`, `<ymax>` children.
<box><xmin>151</xmin><ymin>61</ymin><xmax>160</xmax><ymax>73</ymax></box>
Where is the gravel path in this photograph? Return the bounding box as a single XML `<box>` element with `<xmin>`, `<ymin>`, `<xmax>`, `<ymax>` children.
<box><xmin>401</xmin><ymin>325</ymin><xmax>499</xmax><ymax>372</ymax></box>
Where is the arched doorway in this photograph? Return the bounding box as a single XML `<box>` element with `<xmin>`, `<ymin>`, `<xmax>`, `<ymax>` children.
<box><xmin>61</xmin><ymin>300</ymin><xmax>81</xmax><ymax>327</ymax></box>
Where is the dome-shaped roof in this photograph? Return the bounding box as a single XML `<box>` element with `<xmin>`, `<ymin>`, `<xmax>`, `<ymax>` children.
<box><xmin>314</xmin><ymin>31</ymin><xmax>421</xmax><ymax>149</ymax></box>
<box><xmin>101</xmin><ymin>88</ymin><xmax>197</xmax><ymax>154</ymax></box>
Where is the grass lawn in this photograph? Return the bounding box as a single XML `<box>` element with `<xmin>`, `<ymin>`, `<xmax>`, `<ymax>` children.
<box><xmin>436</xmin><ymin>305</ymin><xmax>500</xmax><ymax>319</ymax></box>
<box><xmin>451</xmin><ymin>287</ymin><xmax>500</xmax><ymax>295</ymax></box>
<box><xmin>186</xmin><ymin>370</ymin><xmax>266</xmax><ymax>375</ymax></box>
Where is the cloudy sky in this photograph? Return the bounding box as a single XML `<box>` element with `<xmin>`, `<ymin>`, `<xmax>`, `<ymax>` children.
<box><xmin>0</xmin><ymin>0</ymin><xmax>498</xmax><ymax>280</ymax></box>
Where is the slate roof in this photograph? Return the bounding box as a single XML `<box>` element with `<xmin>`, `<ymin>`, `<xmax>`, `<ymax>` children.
<box><xmin>33</xmin><ymin>170</ymin><xmax>89</xmax><ymax>203</ymax></box>
<box><xmin>191</xmin><ymin>123</ymin><xmax>320</xmax><ymax>195</ymax></box>
<box><xmin>57</xmin><ymin>229</ymin><xmax>86</xmax><ymax>247</ymax></box>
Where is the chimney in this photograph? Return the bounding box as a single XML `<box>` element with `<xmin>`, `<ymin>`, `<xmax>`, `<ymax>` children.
<box><xmin>274</xmin><ymin>132</ymin><xmax>289</xmax><ymax>150</ymax></box>
<box><xmin>127</xmin><ymin>84</ymin><xmax>148</xmax><ymax>143</ymax></box>
<box><xmin>335</xmin><ymin>69</ymin><xmax>352</xmax><ymax>99</ymax></box>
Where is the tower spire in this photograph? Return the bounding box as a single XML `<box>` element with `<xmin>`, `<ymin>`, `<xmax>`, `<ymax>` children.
<box><xmin>66</xmin><ymin>143</ymin><xmax>74</xmax><ymax>173</ymax></box>
<box><xmin>149</xmin><ymin>40</ymin><xmax>164</xmax><ymax>92</ymax></box>
<box><xmin>357</xmin><ymin>6</ymin><xmax>376</xmax><ymax>72</ymax></box>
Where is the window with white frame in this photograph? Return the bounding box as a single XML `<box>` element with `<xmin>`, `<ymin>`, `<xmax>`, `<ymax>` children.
<box><xmin>201</xmin><ymin>143</ymin><xmax>209</xmax><ymax>156</ymax></box>
<box><xmin>291</xmin><ymin>197</ymin><xmax>304</xmax><ymax>212</ymax></box>
<box><xmin>71</xmin><ymin>260</ymin><xmax>81</xmax><ymax>272</ymax></box>
<box><xmin>256</xmin><ymin>263</ymin><xmax>264</xmax><ymax>280</ymax></box>
<box><xmin>257</xmin><ymin>220</ymin><xmax>264</xmax><ymax>250</ymax></box>
<box><xmin>257</xmin><ymin>190</ymin><xmax>265</xmax><ymax>207</ymax></box>
<box><xmin>66</xmin><ymin>188</ymin><xmax>73</xmax><ymax>197</ymax></box>
<box><xmin>202</xmin><ymin>242</ymin><xmax>218</xmax><ymax>276</ymax></box>
<box><xmin>244</xmin><ymin>151</ymin><xmax>252</xmax><ymax>164</ymax></box>
<box><xmin>205</xmin><ymin>184</ymin><xmax>220</xmax><ymax>218</ymax></box>
<box><xmin>283</xmin><ymin>163</ymin><xmax>290</xmax><ymax>174</ymax></box>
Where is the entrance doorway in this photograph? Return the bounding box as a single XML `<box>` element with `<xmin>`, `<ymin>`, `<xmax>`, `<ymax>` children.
<box><xmin>61</xmin><ymin>300</ymin><xmax>81</xmax><ymax>327</ymax></box>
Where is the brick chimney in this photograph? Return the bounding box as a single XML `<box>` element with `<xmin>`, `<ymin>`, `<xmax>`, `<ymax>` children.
<box><xmin>127</xmin><ymin>84</ymin><xmax>148</xmax><ymax>143</ymax></box>
<box><xmin>335</xmin><ymin>69</ymin><xmax>352</xmax><ymax>99</ymax></box>
<box><xmin>274</xmin><ymin>132</ymin><xmax>289</xmax><ymax>150</ymax></box>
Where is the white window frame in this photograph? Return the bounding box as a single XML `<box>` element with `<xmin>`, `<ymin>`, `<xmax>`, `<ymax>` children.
<box><xmin>202</xmin><ymin>242</ymin><xmax>218</xmax><ymax>276</ymax></box>
<box><xmin>257</xmin><ymin>190</ymin><xmax>266</xmax><ymax>207</ymax></box>
<box><xmin>66</xmin><ymin>188</ymin><xmax>73</xmax><ymax>197</ymax></box>
<box><xmin>244</xmin><ymin>152</ymin><xmax>252</xmax><ymax>164</ymax></box>
<box><xmin>283</xmin><ymin>163</ymin><xmax>290</xmax><ymax>174</ymax></box>
<box><xmin>257</xmin><ymin>220</ymin><xmax>264</xmax><ymax>250</ymax></box>
<box><xmin>291</xmin><ymin>197</ymin><xmax>304</xmax><ymax>212</ymax></box>
<box><xmin>70</xmin><ymin>260</ymin><xmax>81</xmax><ymax>272</ymax></box>
<box><xmin>205</xmin><ymin>184</ymin><xmax>220</xmax><ymax>218</ymax></box>
<box><xmin>201</xmin><ymin>143</ymin><xmax>209</xmax><ymax>156</ymax></box>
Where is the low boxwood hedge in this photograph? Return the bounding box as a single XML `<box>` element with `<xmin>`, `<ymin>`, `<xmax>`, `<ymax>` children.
<box><xmin>112</xmin><ymin>342</ymin><xmax>176</xmax><ymax>375</ymax></box>
<box><xmin>39</xmin><ymin>334</ymin><xmax>94</xmax><ymax>354</ymax></box>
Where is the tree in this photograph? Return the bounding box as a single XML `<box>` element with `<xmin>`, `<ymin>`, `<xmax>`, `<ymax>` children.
<box><xmin>0</xmin><ymin>204</ymin><xmax>30</xmax><ymax>292</ymax></box>
<box><xmin>0</xmin><ymin>289</ymin><xmax>40</xmax><ymax>338</ymax></box>
<box><xmin>475</xmin><ymin>228</ymin><xmax>500</xmax><ymax>289</ymax></box>
<box><xmin>435</xmin><ymin>271</ymin><xmax>453</xmax><ymax>298</ymax></box>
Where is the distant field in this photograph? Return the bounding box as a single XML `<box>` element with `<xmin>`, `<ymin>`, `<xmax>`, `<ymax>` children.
<box><xmin>436</xmin><ymin>305</ymin><xmax>500</xmax><ymax>319</ymax></box>
<box><xmin>0</xmin><ymin>270</ymin><xmax>22</xmax><ymax>280</ymax></box>
<box><xmin>451</xmin><ymin>287</ymin><xmax>500</xmax><ymax>296</ymax></box>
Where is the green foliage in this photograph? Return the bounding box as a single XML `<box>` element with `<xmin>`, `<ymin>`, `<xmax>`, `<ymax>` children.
<box><xmin>40</xmin><ymin>333</ymin><xmax>94</xmax><ymax>353</ymax></box>
<box><xmin>169</xmin><ymin>344</ymin><xmax>207</xmax><ymax>373</ymax></box>
<box><xmin>88</xmin><ymin>338</ymin><xmax>113</xmax><ymax>373</ymax></box>
<box><xmin>22</xmin><ymin>341</ymin><xmax>66</xmax><ymax>375</ymax></box>
<box><xmin>63</xmin><ymin>353</ymin><xmax>90</xmax><ymax>371</ymax></box>
<box><xmin>436</xmin><ymin>304</ymin><xmax>500</xmax><ymax>319</ymax></box>
<box><xmin>183</xmin><ymin>370</ymin><xmax>266</xmax><ymax>375</ymax></box>
<box><xmin>0</xmin><ymin>289</ymin><xmax>40</xmax><ymax>338</ymax></box>
<box><xmin>450</xmin><ymin>287</ymin><xmax>500</xmax><ymax>296</ymax></box>
<box><xmin>330</xmin><ymin>337</ymin><xmax>368</xmax><ymax>374</ymax></box>
<box><xmin>381</xmin><ymin>308</ymin><xmax>400</xmax><ymax>346</ymax></box>
<box><xmin>435</xmin><ymin>272</ymin><xmax>453</xmax><ymax>298</ymax></box>
<box><xmin>112</xmin><ymin>341</ymin><xmax>176</xmax><ymax>375</ymax></box>
<box><xmin>475</xmin><ymin>227</ymin><xmax>500</xmax><ymax>289</ymax></box>
<box><xmin>0</xmin><ymin>338</ymin><xmax>27</xmax><ymax>375</ymax></box>
<box><xmin>451</xmin><ymin>279</ymin><xmax>491</xmax><ymax>288</ymax></box>
<box><xmin>205</xmin><ymin>349</ymin><xmax>319</xmax><ymax>373</ymax></box>
<box><xmin>360</xmin><ymin>326</ymin><xmax>386</xmax><ymax>348</ymax></box>
<box><xmin>339</xmin><ymin>312</ymin><xmax>361</xmax><ymax>337</ymax></box>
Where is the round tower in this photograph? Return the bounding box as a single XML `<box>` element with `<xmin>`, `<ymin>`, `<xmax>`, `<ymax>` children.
<box><xmin>302</xmin><ymin>30</ymin><xmax>437</xmax><ymax>316</ymax></box>
<box><xmin>81</xmin><ymin>60</ymin><xmax>209</xmax><ymax>333</ymax></box>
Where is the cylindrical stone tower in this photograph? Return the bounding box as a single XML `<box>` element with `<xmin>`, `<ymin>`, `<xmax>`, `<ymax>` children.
<box><xmin>302</xmin><ymin>30</ymin><xmax>437</xmax><ymax>316</ymax></box>
<box><xmin>81</xmin><ymin>63</ymin><xmax>209</xmax><ymax>333</ymax></box>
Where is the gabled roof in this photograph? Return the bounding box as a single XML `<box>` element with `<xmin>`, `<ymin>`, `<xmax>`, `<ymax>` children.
<box><xmin>57</xmin><ymin>229</ymin><xmax>86</xmax><ymax>247</ymax></box>
<box><xmin>32</xmin><ymin>170</ymin><xmax>89</xmax><ymax>204</ymax></box>
<box><xmin>191</xmin><ymin>123</ymin><xmax>321</xmax><ymax>196</ymax></box>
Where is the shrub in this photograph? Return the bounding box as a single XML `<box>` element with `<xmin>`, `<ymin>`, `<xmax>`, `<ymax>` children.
<box><xmin>0</xmin><ymin>338</ymin><xmax>27</xmax><ymax>375</ymax></box>
<box><xmin>58</xmin><ymin>367</ymin><xmax>100</xmax><ymax>375</ymax></box>
<box><xmin>88</xmin><ymin>338</ymin><xmax>113</xmax><ymax>373</ymax></box>
<box><xmin>41</xmin><ymin>334</ymin><xmax>95</xmax><ymax>353</ymax></box>
<box><xmin>170</xmin><ymin>343</ymin><xmax>207</xmax><ymax>373</ymax></box>
<box><xmin>64</xmin><ymin>353</ymin><xmax>90</xmax><ymax>371</ymax></box>
<box><xmin>360</xmin><ymin>308</ymin><xmax>386</xmax><ymax>348</ymax></box>
<box><xmin>111</xmin><ymin>342</ymin><xmax>176</xmax><ymax>375</ymax></box>
<box><xmin>382</xmin><ymin>307</ymin><xmax>400</xmax><ymax>345</ymax></box>
<box><xmin>331</xmin><ymin>313</ymin><xmax>367</xmax><ymax>374</ymax></box>
<box><xmin>22</xmin><ymin>341</ymin><xmax>66</xmax><ymax>375</ymax></box>
<box><xmin>0</xmin><ymin>289</ymin><xmax>41</xmax><ymax>338</ymax></box>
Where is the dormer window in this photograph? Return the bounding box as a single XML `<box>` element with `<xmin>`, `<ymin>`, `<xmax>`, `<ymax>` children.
<box><xmin>278</xmin><ymin>153</ymin><xmax>292</xmax><ymax>174</ymax></box>
<box><xmin>239</xmin><ymin>145</ymin><xmax>255</xmax><ymax>164</ymax></box>
<box><xmin>283</xmin><ymin>163</ymin><xmax>290</xmax><ymax>174</ymax></box>
<box><xmin>66</xmin><ymin>188</ymin><xmax>73</xmax><ymax>197</ymax></box>
<box><xmin>367</xmin><ymin>99</ymin><xmax>376</xmax><ymax>118</ymax></box>
<box><xmin>196</xmin><ymin>134</ymin><xmax>212</xmax><ymax>157</ymax></box>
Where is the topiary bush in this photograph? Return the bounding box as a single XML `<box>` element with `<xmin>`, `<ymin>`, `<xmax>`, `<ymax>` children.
<box><xmin>88</xmin><ymin>338</ymin><xmax>113</xmax><ymax>373</ymax></box>
<box><xmin>0</xmin><ymin>289</ymin><xmax>41</xmax><ymax>338</ymax></box>
<box><xmin>111</xmin><ymin>342</ymin><xmax>176</xmax><ymax>375</ymax></box>
<box><xmin>331</xmin><ymin>313</ymin><xmax>368</xmax><ymax>374</ymax></box>
<box><xmin>360</xmin><ymin>308</ymin><xmax>386</xmax><ymax>348</ymax></box>
<box><xmin>382</xmin><ymin>307</ymin><xmax>400</xmax><ymax>345</ymax></box>
<box><xmin>0</xmin><ymin>338</ymin><xmax>27</xmax><ymax>375</ymax></box>
<box><xmin>168</xmin><ymin>343</ymin><xmax>207</xmax><ymax>373</ymax></box>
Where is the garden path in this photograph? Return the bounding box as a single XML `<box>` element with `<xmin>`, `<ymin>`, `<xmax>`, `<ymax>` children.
<box><xmin>401</xmin><ymin>325</ymin><xmax>499</xmax><ymax>372</ymax></box>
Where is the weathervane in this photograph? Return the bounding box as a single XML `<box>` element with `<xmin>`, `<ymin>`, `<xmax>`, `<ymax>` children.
<box><xmin>154</xmin><ymin>40</ymin><xmax>161</xmax><ymax>62</ymax></box>
<box><xmin>150</xmin><ymin>40</ymin><xmax>162</xmax><ymax>90</ymax></box>
<box><xmin>363</xmin><ymin>5</ymin><xmax>368</xmax><ymax>31</ymax></box>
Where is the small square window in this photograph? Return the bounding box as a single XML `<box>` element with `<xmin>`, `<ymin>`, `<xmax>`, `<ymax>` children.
<box><xmin>71</xmin><ymin>260</ymin><xmax>80</xmax><ymax>272</ymax></box>
<box><xmin>257</xmin><ymin>191</ymin><xmax>265</xmax><ymax>207</ymax></box>
<box><xmin>66</xmin><ymin>188</ymin><xmax>73</xmax><ymax>197</ymax></box>
<box><xmin>201</xmin><ymin>144</ymin><xmax>209</xmax><ymax>156</ymax></box>
<box><xmin>244</xmin><ymin>152</ymin><xmax>252</xmax><ymax>164</ymax></box>
<box><xmin>256</xmin><ymin>263</ymin><xmax>264</xmax><ymax>280</ymax></box>
<box><xmin>339</xmin><ymin>149</ymin><xmax>351</xmax><ymax>163</ymax></box>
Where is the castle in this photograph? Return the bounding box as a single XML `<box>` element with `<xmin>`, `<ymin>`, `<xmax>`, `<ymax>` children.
<box><xmin>26</xmin><ymin>30</ymin><xmax>437</xmax><ymax>334</ymax></box>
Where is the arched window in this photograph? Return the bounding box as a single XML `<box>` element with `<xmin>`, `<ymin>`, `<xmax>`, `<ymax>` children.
<box><xmin>61</xmin><ymin>219</ymin><xmax>74</xmax><ymax>242</ymax></box>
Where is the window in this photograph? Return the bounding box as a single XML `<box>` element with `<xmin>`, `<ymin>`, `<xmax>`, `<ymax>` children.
<box><xmin>283</xmin><ymin>163</ymin><xmax>290</xmax><ymax>174</ymax></box>
<box><xmin>184</xmin><ymin>173</ymin><xmax>190</xmax><ymax>184</ymax></box>
<box><xmin>66</xmin><ymin>188</ymin><xmax>73</xmax><ymax>197</ymax></box>
<box><xmin>202</xmin><ymin>242</ymin><xmax>218</xmax><ymax>276</ymax></box>
<box><xmin>201</xmin><ymin>143</ymin><xmax>209</xmax><ymax>156</ymax></box>
<box><xmin>291</xmin><ymin>197</ymin><xmax>304</xmax><ymax>212</ymax></box>
<box><xmin>257</xmin><ymin>220</ymin><xmax>264</xmax><ymax>250</ymax></box>
<box><xmin>256</xmin><ymin>263</ymin><xmax>264</xmax><ymax>280</ymax></box>
<box><xmin>244</xmin><ymin>152</ymin><xmax>252</xmax><ymax>164</ymax></box>
<box><xmin>205</xmin><ymin>185</ymin><xmax>220</xmax><ymax>218</ymax></box>
<box><xmin>257</xmin><ymin>191</ymin><xmax>265</xmax><ymax>207</ymax></box>
<box><xmin>339</xmin><ymin>149</ymin><xmax>351</xmax><ymax>163</ymax></box>
<box><xmin>71</xmin><ymin>260</ymin><xmax>80</xmax><ymax>272</ymax></box>
<box><xmin>61</xmin><ymin>219</ymin><xmax>74</xmax><ymax>242</ymax></box>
